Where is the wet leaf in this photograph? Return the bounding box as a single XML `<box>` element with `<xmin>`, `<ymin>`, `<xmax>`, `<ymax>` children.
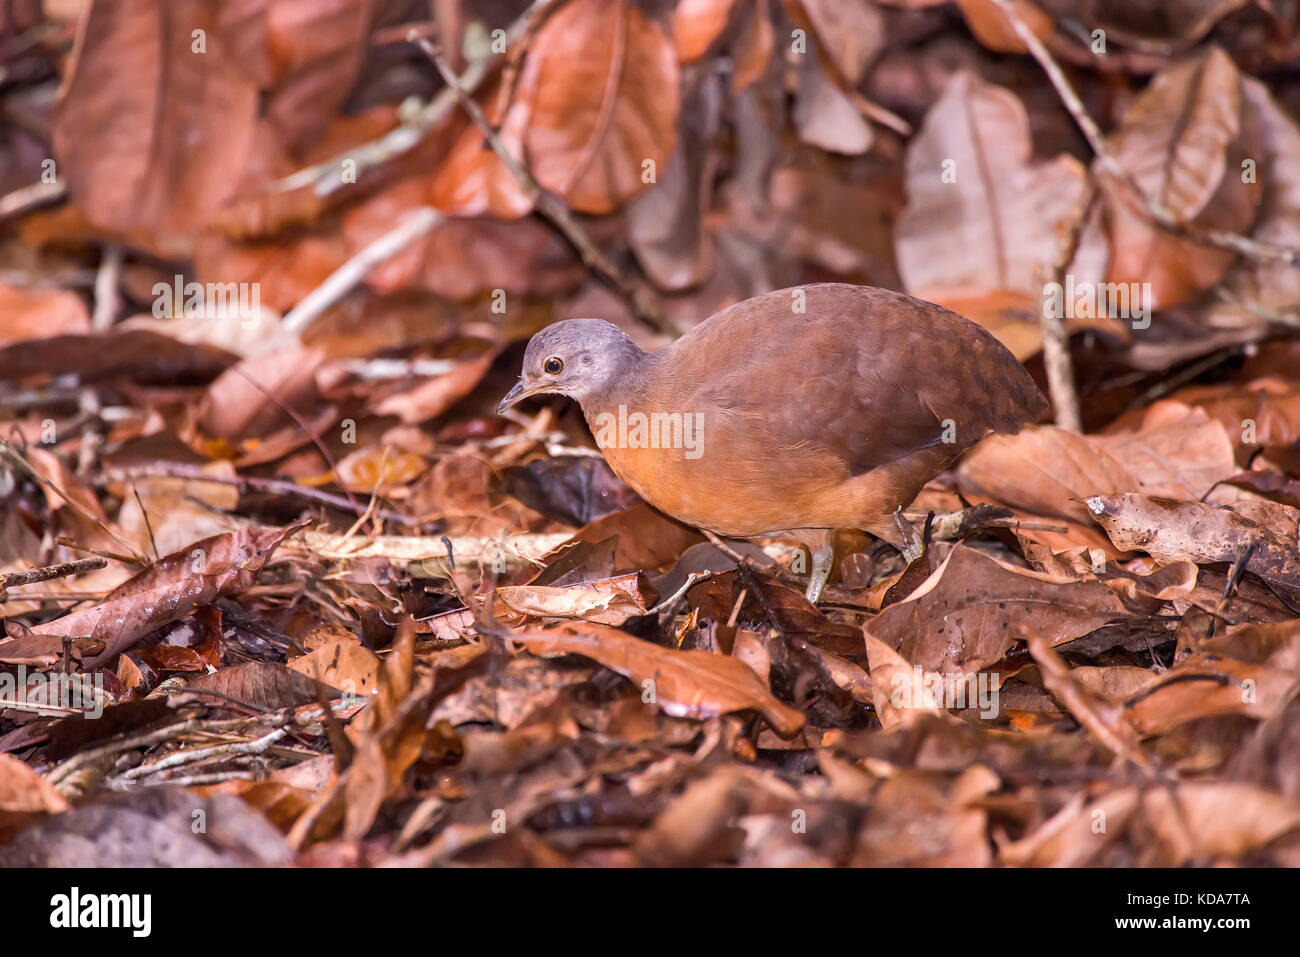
<box><xmin>14</xmin><ymin>523</ymin><xmax>304</xmax><ymax>669</ymax></box>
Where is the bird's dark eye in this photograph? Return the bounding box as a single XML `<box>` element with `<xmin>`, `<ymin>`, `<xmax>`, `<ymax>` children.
<box><xmin>543</xmin><ymin>356</ymin><xmax>564</xmax><ymax>375</ymax></box>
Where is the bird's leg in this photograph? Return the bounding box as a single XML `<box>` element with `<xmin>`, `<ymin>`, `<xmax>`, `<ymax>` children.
<box><xmin>700</xmin><ymin>529</ymin><xmax>780</xmax><ymax>627</ymax></box>
<box><xmin>805</xmin><ymin>542</ymin><xmax>834</xmax><ymax>605</ymax></box>
<box><xmin>894</xmin><ymin>507</ymin><xmax>924</xmax><ymax>564</ymax></box>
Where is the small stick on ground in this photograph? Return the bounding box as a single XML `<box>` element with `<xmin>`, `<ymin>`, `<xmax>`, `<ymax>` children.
<box><xmin>0</xmin><ymin>557</ymin><xmax>107</xmax><ymax>600</ymax></box>
<box><xmin>282</xmin><ymin>206</ymin><xmax>443</xmax><ymax>335</ymax></box>
<box><xmin>1207</xmin><ymin>542</ymin><xmax>1256</xmax><ymax>640</ymax></box>
<box><xmin>91</xmin><ymin>243</ymin><xmax>124</xmax><ymax>331</ymax></box>
<box><xmin>1040</xmin><ymin>182</ymin><xmax>1095</xmax><ymax>433</ymax></box>
<box><xmin>105</xmin><ymin>463</ymin><xmax>421</xmax><ymax>528</ymax></box>
<box><xmin>117</xmin><ymin>727</ymin><xmax>289</xmax><ymax>782</ymax></box>
<box><xmin>0</xmin><ymin>179</ymin><xmax>66</xmax><ymax>220</ymax></box>
<box><xmin>649</xmin><ymin>570</ymin><xmax>714</xmax><ymax>616</ymax></box>
<box><xmin>271</xmin><ymin>0</ymin><xmax>558</xmax><ymax>200</ymax></box>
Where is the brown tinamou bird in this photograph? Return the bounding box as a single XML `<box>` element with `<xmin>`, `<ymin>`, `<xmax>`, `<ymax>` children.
<box><xmin>498</xmin><ymin>283</ymin><xmax>1048</xmax><ymax>602</ymax></box>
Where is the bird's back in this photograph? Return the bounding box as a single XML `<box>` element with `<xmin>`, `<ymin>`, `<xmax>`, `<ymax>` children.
<box><xmin>586</xmin><ymin>283</ymin><xmax>1046</xmax><ymax>539</ymax></box>
<box><xmin>659</xmin><ymin>283</ymin><xmax>1047</xmax><ymax>477</ymax></box>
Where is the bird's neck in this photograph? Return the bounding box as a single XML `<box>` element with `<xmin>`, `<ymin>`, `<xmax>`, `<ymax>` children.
<box><xmin>579</xmin><ymin>347</ymin><xmax>663</xmax><ymax>423</ymax></box>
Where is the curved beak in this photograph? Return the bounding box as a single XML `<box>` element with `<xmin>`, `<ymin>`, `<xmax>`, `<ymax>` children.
<box><xmin>497</xmin><ymin>380</ymin><xmax>551</xmax><ymax>414</ymax></box>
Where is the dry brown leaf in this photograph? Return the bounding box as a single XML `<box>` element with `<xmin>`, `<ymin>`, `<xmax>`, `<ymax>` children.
<box><xmin>1002</xmin><ymin>782</ymin><xmax>1300</xmax><ymax>866</ymax></box>
<box><xmin>626</xmin><ymin>76</ymin><xmax>718</xmax><ymax>291</ymax></box>
<box><xmin>116</xmin><ymin>466</ymin><xmax>241</xmax><ymax>558</ymax></box>
<box><xmin>0</xmin><ymin>283</ymin><xmax>90</xmax><ymax>348</ymax></box>
<box><xmin>785</xmin><ymin>0</ymin><xmax>884</xmax><ymax>86</ymax></box>
<box><xmin>894</xmin><ymin>72</ymin><xmax>1111</xmax><ymax>357</ymax></box>
<box><xmin>197</xmin><ymin>343</ymin><xmax>326</xmax><ymax>440</ymax></box>
<box><xmin>53</xmin><ymin>0</ymin><xmax>259</xmax><ymax>239</ymax></box>
<box><xmin>286</xmin><ymin>637</ymin><xmax>380</xmax><ymax>700</ymax></box>
<box><xmin>194</xmin><ymin>229</ymin><xmax>348</xmax><ymax>314</ymax></box>
<box><xmin>1087</xmin><ymin>493</ymin><xmax>1300</xmax><ymax>593</ymax></box>
<box><xmin>865</xmin><ymin>545</ymin><xmax>1143</xmax><ymax>674</ymax></box>
<box><xmin>1091</xmin><ymin>401</ymin><xmax>1238</xmax><ymax>502</ymax></box>
<box><xmin>341</xmin><ymin>620</ymin><xmax>460</xmax><ymax>841</ymax></box>
<box><xmin>344</xmin><ymin>177</ymin><xmax>579</xmax><ymax>299</ymax></box>
<box><xmin>428</xmin><ymin>83</ymin><xmax>535</xmax><ymax>219</ymax></box>
<box><xmin>369</xmin><ymin>347</ymin><xmax>501</xmax><ymax>426</ymax></box>
<box><xmin>865</xmin><ymin>633</ymin><xmax>939</xmax><ymax>730</ymax></box>
<box><xmin>672</xmin><ymin>0</ymin><xmax>736</xmax><ymax>62</ymax></box>
<box><xmin>853</xmin><ymin>766</ymin><xmax>999</xmax><ymax>866</ymax></box>
<box><xmin>0</xmin><ymin>753</ymin><xmax>68</xmax><ymax>815</ymax></box>
<box><xmin>954</xmin><ymin>0</ymin><xmax>1054</xmax><ymax>54</ymax></box>
<box><xmin>0</xmin><ymin>789</ymin><xmax>292</xmax><ymax>866</ymax></box>
<box><xmin>730</xmin><ymin>0</ymin><xmax>774</xmax><ymax>93</ymax></box>
<box><xmin>999</xmin><ymin>789</ymin><xmax>1140</xmax><ymax>866</ymax></box>
<box><xmin>514</xmin><ymin>621</ymin><xmax>806</xmax><ymax>737</ymax></box>
<box><xmin>1027</xmin><ymin>631</ymin><xmax>1153</xmax><ymax>771</ymax></box>
<box><xmin>495</xmin><ymin>574</ymin><xmax>652</xmax><ymax>626</ymax></box>
<box><xmin>959</xmin><ymin>426</ymin><xmax>1133</xmax><ymax>526</ymax></box>
<box><xmin>958</xmin><ymin>410</ymin><xmax>1239</xmax><ymax>552</ymax></box>
<box><xmin>1083</xmin><ymin>0</ymin><xmax>1251</xmax><ymax>51</ymax></box>
<box><xmin>1204</xmin><ymin>76</ymin><xmax>1300</xmax><ymax>331</ymax></box>
<box><xmin>1171</xmin><ymin>377</ymin><xmax>1300</xmax><ymax>454</ymax></box>
<box><xmin>181</xmin><ymin>660</ymin><xmax>340</xmax><ymax>711</ymax></box>
<box><xmin>332</xmin><ymin>446</ymin><xmax>429</xmax><ymax>494</ymax></box>
<box><xmin>518</xmin><ymin>0</ymin><xmax>681</xmax><ymax>214</ymax></box>
<box><xmin>793</xmin><ymin>52</ymin><xmax>873</xmax><ymax>155</ymax></box>
<box><xmin>16</xmin><ymin>522</ymin><xmax>303</xmax><ymax>669</ymax></box>
<box><xmin>1101</xmin><ymin>47</ymin><xmax>1261</xmax><ymax>310</ymax></box>
<box><xmin>1124</xmin><ymin>620</ymin><xmax>1300</xmax><ymax>734</ymax></box>
<box><xmin>252</xmin><ymin>0</ymin><xmax>376</xmax><ymax>152</ymax></box>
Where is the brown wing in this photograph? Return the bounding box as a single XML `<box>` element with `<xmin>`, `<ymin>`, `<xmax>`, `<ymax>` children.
<box><xmin>660</xmin><ymin>283</ymin><xmax>1047</xmax><ymax>476</ymax></box>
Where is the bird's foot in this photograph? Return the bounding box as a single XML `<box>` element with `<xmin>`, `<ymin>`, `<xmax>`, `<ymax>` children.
<box><xmin>894</xmin><ymin>508</ymin><xmax>925</xmax><ymax>564</ymax></box>
<box><xmin>804</xmin><ymin>543</ymin><xmax>834</xmax><ymax>605</ymax></box>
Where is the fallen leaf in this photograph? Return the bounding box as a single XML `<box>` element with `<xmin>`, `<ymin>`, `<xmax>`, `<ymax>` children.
<box><xmin>514</xmin><ymin>621</ymin><xmax>806</xmax><ymax>737</ymax></box>
<box><xmin>53</xmin><ymin>0</ymin><xmax>259</xmax><ymax>239</ymax></box>
<box><xmin>16</xmin><ymin>523</ymin><xmax>304</xmax><ymax>669</ymax></box>
<box><xmin>1101</xmin><ymin>47</ymin><xmax>1261</xmax><ymax>309</ymax></box>
<box><xmin>517</xmin><ymin>0</ymin><xmax>681</xmax><ymax>214</ymax></box>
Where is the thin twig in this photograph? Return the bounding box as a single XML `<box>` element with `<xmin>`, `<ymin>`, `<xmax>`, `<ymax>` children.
<box><xmin>105</xmin><ymin>463</ymin><xmax>421</xmax><ymax>528</ymax></box>
<box><xmin>125</xmin><ymin>770</ymin><xmax>256</xmax><ymax>789</ymax></box>
<box><xmin>130</xmin><ymin>483</ymin><xmax>160</xmax><ymax>561</ymax></box>
<box><xmin>90</xmin><ymin>243</ymin><xmax>124</xmax><ymax>331</ymax></box>
<box><xmin>223</xmin><ymin>365</ymin><xmax>371</xmax><ymax>520</ymax></box>
<box><xmin>0</xmin><ymin>557</ymin><xmax>106</xmax><ymax>596</ymax></box>
<box><xmin>282</xmin><ymin>206</ymin><xmax>444</xmax><ymax>335</ymax></box>
<box><xmin>0</xmin><ymin>179</ymin><xmax>65</xmax><ymax>220</ymax></box>
<box><xmin>649</xmin><ymin>570</ymin><xmax>714</xmax><ymax>615</ymax></box>
<box><xmin>0</xmin><ymin>439</ymin><xmax>150</xmax><ymax>566</ymax></box>
<box><xmin>1123</xmin><ymin>345</ymin><xmax>1242</xmax><ymax>413</ymax></box>
<box><xmin>415</xmin><ymin>36</ymin><xmax>680</xmax><ymax>337</ymax></box>
<box><xmin>270</xmin><ymin>0</ymin><xmax>557</xmax><ymax>200</ymax></box>
<box><xmin>700</xmin><ymin>529</ymin><xmax>782</xmax><ymax>627</ymax></box>
<box><xmin>1207</xmin><ymin>542</ymin><xmax>1256</xmax><ymax>640</ymax></box>
<box><xmin>1041</xmin><ymin>182</ymin><xmax>1095</xmax><ymax>432</ymax></box>
<box><xmin>53</xmin><ymin>537</ymin><xmax>140</xmax><ymax>566</ymax></box>
<box><xmin>117</xmin><ymin>727</ymin><xmax>289</xmax><ymax>781</ymax></box>
<box><xmin>47</xmin><ymin>703</ymin><xmax>352</xmax><ymax>794</ymax></box>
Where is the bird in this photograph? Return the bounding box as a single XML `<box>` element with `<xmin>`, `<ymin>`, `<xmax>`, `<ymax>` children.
<box><xmin>498</xmin><ymin>283</ymin><xmax>1048</xmax><ymax>603</ymax></box>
